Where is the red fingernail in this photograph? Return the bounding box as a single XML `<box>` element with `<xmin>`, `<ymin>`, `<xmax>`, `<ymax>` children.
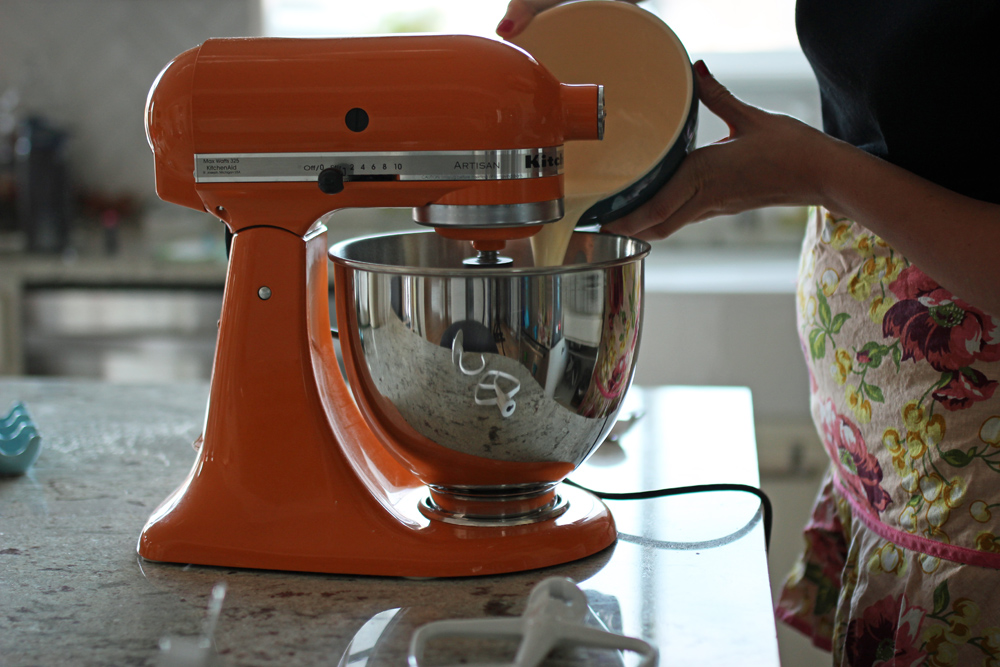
<box><xmin>694</xmin><ymin>60</ymin><xmax>709</xmax><ymax>77</ymax></box>
<box><xmin>497</xmin><ymin>19</ymin><xmax>514</xmax><ymax>34</ymax></box>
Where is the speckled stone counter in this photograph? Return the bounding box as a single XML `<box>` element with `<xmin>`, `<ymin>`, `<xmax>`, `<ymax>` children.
<box><xmin>0</xmin><ymin>379</ymin><xmax>778</xmax><ymax>666</ymax></box>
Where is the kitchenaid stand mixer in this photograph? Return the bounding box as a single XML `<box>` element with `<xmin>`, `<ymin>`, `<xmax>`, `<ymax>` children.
<box><xmin>138</xmin><ymin>35</ymin><xmax>647</xmax><ymax>577</ymax></box>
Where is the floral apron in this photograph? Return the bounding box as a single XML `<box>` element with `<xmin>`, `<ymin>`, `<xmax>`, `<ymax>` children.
<box><xmin>776</xmin><ymin>208</ymin><xmax>1000</xmax><ymax>666</ymax></box>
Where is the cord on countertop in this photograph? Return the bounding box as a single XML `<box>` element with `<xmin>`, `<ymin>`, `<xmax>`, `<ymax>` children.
<box><xmin>563</xmin><ymin>478</ymin><xmax>773</xmax><ymax>554</ymax></box>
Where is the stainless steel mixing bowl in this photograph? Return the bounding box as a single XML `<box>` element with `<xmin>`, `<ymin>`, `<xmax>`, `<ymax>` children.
<box><xmin>329</xmin><ymin>230</ymin><xmax>649</xmax><ymax>524</ymax></box>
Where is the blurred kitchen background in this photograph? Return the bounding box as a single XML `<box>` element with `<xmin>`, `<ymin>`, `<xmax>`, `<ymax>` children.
<box><xmin>0</xmin><ymin>1</ymin><xmax>827</xmax><ymax>664</ymax></box>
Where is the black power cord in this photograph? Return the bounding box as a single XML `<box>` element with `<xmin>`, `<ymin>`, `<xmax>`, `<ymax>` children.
<box><xmin>563</xmin><ymin>478</ymin><xmax>773</xmax><ymax>554</ymax></box>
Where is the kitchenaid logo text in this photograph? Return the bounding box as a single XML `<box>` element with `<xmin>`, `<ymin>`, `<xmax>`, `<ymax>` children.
<box><xmin>450</xmin><ymin>152</ymin><xmax>561</xmax><ymax>173</ymax></box>
<box><xmin>200</xmin><ymin>157</ymin><xmax>240</xmax><ymax>172</ymax></box>
<box><xmin>524</xmin><ymin>153</ymin><xmax>562</xmax><ymax>170</ymax></box>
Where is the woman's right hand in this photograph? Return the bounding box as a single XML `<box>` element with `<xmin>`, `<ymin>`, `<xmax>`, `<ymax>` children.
<box><xmin>496</xmin><ymin>0</ymin><xmax>641</xmax><ymax>38</ymax></box>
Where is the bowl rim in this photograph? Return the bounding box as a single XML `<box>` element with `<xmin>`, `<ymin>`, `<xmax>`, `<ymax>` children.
<box><xmin>328</xmin><ymin>230</ymin><xmax>651</xmax><ymax>277</ymax></box>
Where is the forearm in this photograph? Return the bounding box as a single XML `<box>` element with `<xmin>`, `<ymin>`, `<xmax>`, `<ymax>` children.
<box><xmin>815</xmin><ymin>135</ymin><xmax>1000</xmax><ymax>317</ymax></box>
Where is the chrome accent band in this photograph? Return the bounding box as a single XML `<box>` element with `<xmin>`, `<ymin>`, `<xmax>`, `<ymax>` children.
<box><xmin>597</xmin><ymin>85</ymin><xmax>606</xmax><ymax>141</ymax></box>
<box><xmin>193</xmin><ymin>147</ymin><xmax>564</xmax><ymax>183</ymax></box>
<box><xmin>413</xmin><ymin>199</ymin><xmax>564</xmax><ymax>228</ymax></box>
<box><xmin>426</xmin><ymin>482</ymin><xmax>559</xmax><ymax>502</ymax></box>
<box><xmin>418</xmin><ymin>493</ymin><xmax>569</xmax><ymax>527</ymax></box>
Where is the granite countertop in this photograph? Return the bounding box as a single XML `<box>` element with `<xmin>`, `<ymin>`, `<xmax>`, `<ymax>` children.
<box><xmin>0</xmin><ymin>379</ymin><xmax>778</xmax><ymax>666</ymax></box>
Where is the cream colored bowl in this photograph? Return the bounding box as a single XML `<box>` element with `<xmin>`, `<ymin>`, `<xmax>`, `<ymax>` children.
<box><xmin>512</xmin><ymin>0</ymin><xmax>696</xmax><ymax>227</ymax></box>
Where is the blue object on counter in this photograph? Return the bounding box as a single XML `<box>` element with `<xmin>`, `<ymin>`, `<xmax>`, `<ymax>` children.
<box><xmin>1</xmin><ymin>401</ymin><xmax>42</xmax><ymax>476</ymax></box>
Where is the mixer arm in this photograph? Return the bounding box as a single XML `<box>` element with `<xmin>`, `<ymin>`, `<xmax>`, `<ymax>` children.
<box><xmin>145</xmin><ymin>35</ymin><xmax>603</xmax><ymax>241</ymax></box>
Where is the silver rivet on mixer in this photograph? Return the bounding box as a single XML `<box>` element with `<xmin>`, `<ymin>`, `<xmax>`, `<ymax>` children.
<box><xmin>257</xmin><ymin>286</ymin><xmax>272</xmax><ymax>300</ymax></box>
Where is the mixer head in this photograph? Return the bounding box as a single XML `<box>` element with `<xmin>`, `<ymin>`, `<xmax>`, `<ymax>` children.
<box><xmin>144</xmin><ymin>35</ymin><xmax>604</xmax><ymax>260</ymax></box>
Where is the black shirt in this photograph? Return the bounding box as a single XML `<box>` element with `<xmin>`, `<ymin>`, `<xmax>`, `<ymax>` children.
<box><xmin>795</xmin><ymin>0</ymin><xmax>1000</xmax><ymax>204</ymax></box>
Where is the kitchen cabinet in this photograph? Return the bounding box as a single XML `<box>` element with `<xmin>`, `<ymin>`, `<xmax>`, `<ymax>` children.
<box><xmin>0</xmin><ymin>210</ymin><xmax>405</xmax><ymax>380</ymax></box>
<box><xmin>0</xmin><ymin>253</ymin><xmax>227</xmax><ymax>377</ymax></box>
<box><xmin>21</xmin><ymin>287</ymin><xmax>223</xmax><ymax>381</ymax></box>
<box><xmin>0</xmin><ymin>379</ymin><xmax>778</xmax><ymax>666</ymax></box>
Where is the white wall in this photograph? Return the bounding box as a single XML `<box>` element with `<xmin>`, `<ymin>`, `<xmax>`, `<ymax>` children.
<box><xmin>0</xmin><ymin>0</ymin><xmax>258</xmax><ymax>201</ymax></box>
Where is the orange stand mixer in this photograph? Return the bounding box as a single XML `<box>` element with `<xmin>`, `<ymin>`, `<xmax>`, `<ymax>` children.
<box><xmin>137</xmin><ymin>35</ymin><xmax>644</xmax><ymax>577</ymax></box>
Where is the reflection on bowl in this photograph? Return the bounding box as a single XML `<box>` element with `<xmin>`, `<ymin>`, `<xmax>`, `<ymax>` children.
<box><xmin>606</xmin><ymin>409</ymin><xmax>645</xmax><ymax>444</ymax></box>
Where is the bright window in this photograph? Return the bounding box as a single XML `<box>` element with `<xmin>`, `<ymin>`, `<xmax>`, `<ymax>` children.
<box><xmin>261</xmin><ymin>0</ymin><xmax>512</xmax><ymax>37</ymax></box>
<box><xmin>656</xmin><ymin>0</ymin><xmax>799</xmax><ymax>54</ymax></box>
<box><xmin>261</xmin><ymin>0</ymin><xmax>800</xmax><ymax>54</ymax></box>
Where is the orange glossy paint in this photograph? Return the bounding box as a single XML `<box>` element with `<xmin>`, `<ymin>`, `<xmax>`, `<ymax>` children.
<box><xmin>137</xmin><ymin>36</ymin><xmax>616</xmax><ymax>576</ymax></box>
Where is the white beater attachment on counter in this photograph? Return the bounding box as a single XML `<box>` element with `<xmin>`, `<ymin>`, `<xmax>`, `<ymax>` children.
<box><xmin>408</xmin><ymin>577</ymin><xmax>657</xmax><ymax>667</ymax></box>
<box><xmin>157</xmin><ymin>582</ymin><xmax>227</xmax><ymax>667</ymax></box>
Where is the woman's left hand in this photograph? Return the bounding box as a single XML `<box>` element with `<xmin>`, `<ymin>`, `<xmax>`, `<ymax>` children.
<box><xmin>602</xmin><ymin>60</ymin><xmax>833</xmax><ymax>241</ymax></box>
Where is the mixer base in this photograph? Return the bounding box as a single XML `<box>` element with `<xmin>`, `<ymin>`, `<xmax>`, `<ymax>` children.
<box><xmin>137</xmin><ymin>226</ymin><xmax>617</xmax><ymax>578</ymax></box>
<box><xmin>139</xmin><ymin>482</ymin><xmax>616</xmax><ymax>578</ymax></box>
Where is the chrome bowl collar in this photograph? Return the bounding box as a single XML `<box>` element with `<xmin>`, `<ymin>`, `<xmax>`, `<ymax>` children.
<box><xmin>413</xmin><ymin>200</ymin><xmax>563</xmax><ymax>229</ymax></box>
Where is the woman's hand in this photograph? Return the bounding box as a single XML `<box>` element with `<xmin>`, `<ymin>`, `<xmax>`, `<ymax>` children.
<box><xmin>496</xmin><ymin>0</ymin><xmax>641</xmax><ymax>38</ymax></box>
<box><xmin>602</xmin><ymin>61</ymin><xmax>833</xmax><ymax>241</ymax></box>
